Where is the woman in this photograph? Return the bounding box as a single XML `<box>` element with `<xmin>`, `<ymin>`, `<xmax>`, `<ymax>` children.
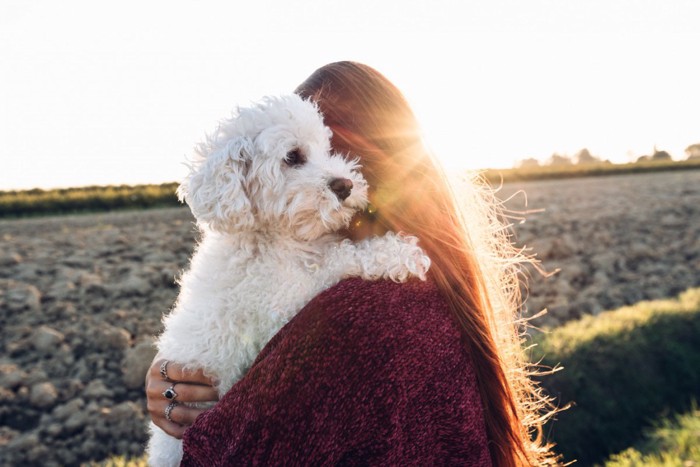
<box><xmin>146</xmin><ymin>61</ymin><xmax>558</xmax><ymax>465</ymax></box>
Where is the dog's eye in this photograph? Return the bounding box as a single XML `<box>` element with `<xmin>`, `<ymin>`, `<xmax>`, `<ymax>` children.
<box><xmin>285</xmin><ymin>148</ymin><xmax>307</xmax><ymax>167</ymax></box>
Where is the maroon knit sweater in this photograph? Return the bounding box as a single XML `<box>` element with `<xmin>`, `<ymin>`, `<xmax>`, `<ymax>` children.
<box><xmin>181</xmin><ymin>277</ymin><xmax>492</xmax><ymax>466</ymax></box>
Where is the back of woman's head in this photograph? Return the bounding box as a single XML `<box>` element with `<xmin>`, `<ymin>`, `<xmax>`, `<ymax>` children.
<box><xmin>295</xmin><ymin>62</ymin><xmax>430</xmax><ymax>217</ymax></box>
<box><xmin>296</xmin><ymin>61</ymin><xmax>559</xmax><ymax>466</ymax></box>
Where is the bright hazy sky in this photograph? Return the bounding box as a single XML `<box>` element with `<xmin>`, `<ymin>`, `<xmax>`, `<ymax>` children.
<box><xmin>1</xmin><ymin>0</ymin><xmax>699</xmax><ymax>190</ymax></box>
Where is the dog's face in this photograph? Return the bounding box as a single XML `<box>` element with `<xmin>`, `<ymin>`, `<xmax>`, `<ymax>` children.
<box><xmin>178</xmin><ymin>95</ymin><xmax>368</xmax><ymax>240</ymax></box>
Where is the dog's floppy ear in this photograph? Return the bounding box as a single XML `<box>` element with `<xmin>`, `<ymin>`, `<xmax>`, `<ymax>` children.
<box><xmin>177</xmin><ymin>137</ymin><xmax>255</xmax><ymax>233</ymax></box>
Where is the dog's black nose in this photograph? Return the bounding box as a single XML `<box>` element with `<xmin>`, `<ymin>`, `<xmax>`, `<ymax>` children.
<box><xmin>329</xmin><ymin>178</ymin><xmax>353</xmax><ymax>201</ymax></box>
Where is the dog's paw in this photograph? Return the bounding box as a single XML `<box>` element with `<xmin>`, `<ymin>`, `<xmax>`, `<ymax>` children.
<box><xmin>356</xmin><ymin>232</ymin><xmax>431</xmax><ymax>282</ymax></box>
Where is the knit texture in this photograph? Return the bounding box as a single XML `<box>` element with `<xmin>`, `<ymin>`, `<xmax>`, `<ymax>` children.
<box><xmin>181</xmin><ymin>277</ymin><xmax>491</xmax><ymax>466</ymax></box>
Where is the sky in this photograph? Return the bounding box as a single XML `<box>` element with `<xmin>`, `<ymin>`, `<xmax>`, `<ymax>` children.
<box><xmin>1</xmin><ymin>0</ymin><xmax>699</xmax><ymax>190</ymax></box>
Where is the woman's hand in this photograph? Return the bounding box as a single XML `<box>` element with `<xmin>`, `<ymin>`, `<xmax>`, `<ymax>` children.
<box><xmin>145</xmin><ymin>358</ymin><xmax>220</xmax><ymax>439</ymax></box>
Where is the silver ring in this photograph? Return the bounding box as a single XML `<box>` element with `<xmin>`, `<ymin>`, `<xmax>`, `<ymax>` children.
<box><xmin>162</xmin><ymin>384</ymin><xmax>178</xmax><ymax>401</ymax></box>
<box><xmin>159</xmin><ymin>360</ymin><xmax>171</xmax><ymax>381</ymax></box>
<box><xmin>164</xmin><ymin>401</ymin><xmax>177</xmax><ymax>422</ymax></box>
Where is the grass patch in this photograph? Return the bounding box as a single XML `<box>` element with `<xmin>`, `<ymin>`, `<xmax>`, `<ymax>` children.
<box><xmin>532</xmin><ymin>288</ymin><xmax>700</xmax><ymax>465</ymax></box>
<box><xmin>0</xmin><ymin>183</ymin><xmax>181</xmax><ymax>218</ymax></box>
<box><xmin>602</xmin><ymin>405</ymin><xmax>700</xmax><ymax>466</ymax></box>
<box><xmin>483</xmin><ymin>158</ymin><xmax>700</xmax><ymax>184</ymax></box>
<box><xmin>84</xmin><ymin>455</ymin><xmax>147</xmax><ymax>467</ymax></box>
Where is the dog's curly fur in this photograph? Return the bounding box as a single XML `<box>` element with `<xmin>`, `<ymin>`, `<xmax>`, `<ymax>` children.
<box><xmin>147</xmin><ymin>94</ymin><xmax>430</xmax><ymax>466</ymax></box>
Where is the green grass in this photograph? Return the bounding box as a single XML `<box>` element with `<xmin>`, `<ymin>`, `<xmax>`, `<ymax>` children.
<box><xmin>602</xmin><ymin>405</ymin><xmax>700</xmax><ymax>466</ymax></box>
<box><xmin>532</xmin><ymin>288</ymin><xmax>700</xmax><ymax>465</ymax></box>
<box><xmin>483</xmin><ymin>158</ymin><xmax>700</xmax><ymax>184</ymax></box>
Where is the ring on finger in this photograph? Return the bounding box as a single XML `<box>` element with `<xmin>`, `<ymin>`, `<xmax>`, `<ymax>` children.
<box><xmin>164</xmin><ymin>401</ymin><xmax>177</xmax><ymax>422</ymax></box>
<box><xmin>162</xmin><ymin>383</ymin><xmax>178</xmax><ymax>401</ymax></box>
<box><xmin>160</xmin><ymin>360</ymin><xmax>171</xmax><ymax>381</ymax></box>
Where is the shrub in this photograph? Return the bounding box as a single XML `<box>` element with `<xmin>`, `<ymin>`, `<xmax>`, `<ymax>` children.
<box><xmin>531</xmin><ymin>288</ymin><xmax>700</xmax><ymax>465</ymax></box>
<box><xmin>603</xmin><ymin>405</ymin><xmax>700</xmax><ymax>466</ymax></box>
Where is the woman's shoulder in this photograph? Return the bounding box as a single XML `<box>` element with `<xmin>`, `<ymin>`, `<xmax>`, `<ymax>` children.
<box><xmin>312</xmin><ymin>276</ymin><xmax>447</xmax><ymax>314</ymax></box>
<box><xmin>289</xmin><ymin>277</ymin><xmax>463</xmax><ymax>357</ymax></box>
<box><xmin>308</xmin><ymin>277</ymin><xmax>452</xmax><ymax>325</ymax></box>
<box><xmin>252</xmin><ymin>277</ymin><xmax>466</xmax><ymax>375</ymax></box>
<box><xmin>324</xmin><ymin>275</ymin><xmax>441</xmax><ymax>299</ymax></box>
<box><xmin>252</xmin><ymin>277</ymin><xmax>479</xmax><ymax>402</ymax></box>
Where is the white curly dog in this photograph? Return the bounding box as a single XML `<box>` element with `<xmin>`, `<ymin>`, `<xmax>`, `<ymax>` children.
<box><xmin>147</xmin><ymin>94</ymin><xmax>430</xmax><ymax>466</ymax></box>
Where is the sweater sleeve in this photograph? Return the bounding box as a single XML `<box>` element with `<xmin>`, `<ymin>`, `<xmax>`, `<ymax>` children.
<box><xmin>180</xmin><ymin>278</ymin><xmax>491</xmax><ymax>466</ymax></box>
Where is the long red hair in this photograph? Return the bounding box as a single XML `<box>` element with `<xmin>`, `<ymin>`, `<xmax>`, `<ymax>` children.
<box><xmin>296</xmin><ymin>61</ymin><xmax>558</xmax><ymax>466</ymax></box>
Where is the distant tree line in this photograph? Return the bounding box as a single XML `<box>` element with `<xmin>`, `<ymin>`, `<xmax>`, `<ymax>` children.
<box><xmin>0</xmin><ymin>183</ymin><xmax>180</xmax><ymax>218</ymax></box>
<box><xmin>518</xmin><ymin>142</ymin><xmax>700</xmax><ymax>168</ymax></box>
<box><xmin>685</xmin><ymin>143</ymin><xmax>700</xmax><ymax>160</ymax></box>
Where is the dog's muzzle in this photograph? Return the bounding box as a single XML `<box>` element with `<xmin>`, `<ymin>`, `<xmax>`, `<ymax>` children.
<box><xmin>329</xmin><ymin>178</ymin><xmax>353</xmax><ymax>201</ymax></box>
